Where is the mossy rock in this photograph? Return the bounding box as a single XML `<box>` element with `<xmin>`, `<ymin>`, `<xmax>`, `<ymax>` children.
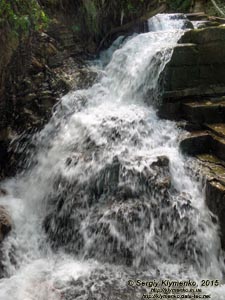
<box><xmin>179</xmin><ymin>26</ymin><xmax>225</xmax><ymax>44</ymax></box>
<box><xmin>198</xmin><ymin>42</ymin><xmax>225</xmax><ymax>64</ymax></box>
<box><xmin>169</xmin><ymin>44</ymin><xmax>199</xmax><ymax>67</ymax></box>
<box><xmin>164</xmin><ymin>65</ymin><xmax>199</xmax><ymax>90</ymax></box>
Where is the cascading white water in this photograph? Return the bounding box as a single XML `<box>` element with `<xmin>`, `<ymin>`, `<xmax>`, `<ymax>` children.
<box><xmin>0</xmin><ymin>14</ymin><xmax>225</xmax><ymax>300</ymax></box>
<box><xmin>148</xmin><ymin>14</ymin><xmax>193</xmax><ymax>32</ymax></box>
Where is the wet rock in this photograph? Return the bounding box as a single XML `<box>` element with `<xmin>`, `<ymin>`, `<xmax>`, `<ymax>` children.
<box><xmin>168</xmin><ymin>44</ymin><xmax>199</xmax><ymax>67</ymax></box>
<box><xmin>179</xmin><ymin>26</ymin><xmax>225</xmax><ymax>44</ymax></box>
<box><xmin>180</xmin><ymin>132</ymin><xmax>213</xmax><ymax>156</ymax></box>
<box><xmin>30</xmin><ymin>57</ymin><xmax>44</xmax><ymax>74</ymax></box>
<box><xmin>0</xmin><ymin>27</ymin><xmax>97</xmax><ymax>180</ymax></box>
<box><xmin>157</xmin><ymin>101</ymin><xmax>182</xmax><ymax>121</ymax></box>
<box><xmin>56</xmin><ymin>266</ymin><xmax>147</xmax><ymax>300</ymax></box>
<box><xmin>0</xmin><ymin>189</ymin><xmax>7</xmax><ymax>197</ymax></box>
<box><xmin>43</xmin><ymin>151</ymin><xmax>202</xmax><ymax>268</ymax></box>
<box><xmin>176</xmin><ymin>120</ymin><xmax>203</xmax><ymax>132</ymax></box>
<box><xmin>151</xmin><ymin>155</ymin><xmax>169</xmax><ymax>168</ymax></box>
<box><xmin>162</xmin><ymin>26</ymin><xmax>225</xmax><ymax>100</ymax></box>
<box><xmin>212</xmin><ymin>136</ymin><xmax>225</xmax><ymax>162</ymax></box>
<box><xmin>164</xmin><ymin>65</ymin><xmax>199</xmax><ymax>91</ymax></box>
<box><xmin>0</xmin><ymin>206</ymin><xmax>12</xmax><ymax>242</ymax></box>
<box><xmin>185</xmin><ymin>13</ymin><xmax>209</xmax><ymax>21</ymax></box>
<box><xmin>206</xmin><ymin>179</ymin><xmax>225</xmax><ymax>249</ymax></box>
<box><xmin>50</xmin><ymin>77</ymin><xmax>71</xmax><ymax>94</ymax></box>
<box><xmin>189</xmin><ymin>154</ymin><xmax>225</xmax><ymax>250</ymax></box>
<box><xmin>163</xmin><ymin>86</ymin><xmax>225</xmax><ymax>100</ymax></box>
<box><xmin>0</xmin><ymin>141</ymin><xmax>9</xmax><ymax>180</ymax></box>
<box><xmin>206</xmin><ymin>123</ymin><xmax>225</xmax><ymax>139</ymax></box>
<box><xmin>192</xmin><ymin>21</ymin><xmax>220</xmax><ymax>29</ymax></box>
<box><xmin>198</xmin><ymin>42</ymin><xmax>225</xmax><ymax>64</ymax></box>
<box><xmin>209</xmin><ymin>16</ymin><xmax>225</xmax><ymax>25</ymax></box>
<box><xmin>182</xmin><ymin>99</ymin><xmax>225</xmax><ymax>124</ymax></box>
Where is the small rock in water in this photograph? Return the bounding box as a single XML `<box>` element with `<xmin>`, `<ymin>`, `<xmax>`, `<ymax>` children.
<box><xmin>0</xmin><ymin>189</ymin><xmax>7</xmax><ymax>197</ymax></box>
<box><xmin>151</xmin><ymin>156</ymin><xmax>169</xmax><ymax>168</ymax></box>
<box><xmin>0</xmin><ymin>205</ymin><xmax>12</xmax><ymax>242</ymax></box>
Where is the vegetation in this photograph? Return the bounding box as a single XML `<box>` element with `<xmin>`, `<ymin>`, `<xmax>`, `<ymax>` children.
<box><xmin>167</xmin><ymin>0</ymin><xmax>192</xmax><ymax>12</ymax></box>
<box><xmin>0</xmin><ymin>0</ymin><xmax>48</xmax><ymax>35</ymax></box>
<box><xmin>207</xmin><ymin>0</ymin><xmax>225</xmax><ymax>17</ymax></box>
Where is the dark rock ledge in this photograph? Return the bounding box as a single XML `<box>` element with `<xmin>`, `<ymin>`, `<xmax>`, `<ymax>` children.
<box><xmin>159</xmin><ymin>13</ymin><xmax>225</xmax><ymax>250</ymax></box>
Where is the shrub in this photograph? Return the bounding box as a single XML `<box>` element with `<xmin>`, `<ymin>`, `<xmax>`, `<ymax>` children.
<box><xmin>0</xmin><ymin>0</ymin><xmax>49</xmax><ymax>35</ymax></box>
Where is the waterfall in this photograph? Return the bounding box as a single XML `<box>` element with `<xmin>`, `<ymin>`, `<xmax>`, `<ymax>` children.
<box><xmin>0</xmin><ymin>14</ymin><xmax>224</xmax><ymax>300</ymax></box>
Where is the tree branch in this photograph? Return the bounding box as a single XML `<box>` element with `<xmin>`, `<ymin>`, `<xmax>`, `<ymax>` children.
<box><xmin>210</xmin><ymin>0</ymin><xmax>225</xmax><ymax>17</ymax></box>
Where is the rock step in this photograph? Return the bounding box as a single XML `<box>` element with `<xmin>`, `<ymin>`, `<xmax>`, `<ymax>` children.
<box><xmin>196</xmin><ymin>154</ymin><xmax>225</xmax><ymax>250</ymax></box>
<box><xmin>197</xmin><ymin>153</ymin><xmax>225</xmax><ymax>166</ymax></box>
<box><xmin>205</xmin><ymin>123</ymin><xmax>225</xmax><ymax>139</ymax></box>
<box><xmin>205</xmin><ymin>177</ymin><xmax>225</xmax><ymax>250</ymax></box>
<box><xmin>197</xmin><ymin>154</ymin><xmax>225</xmax><ymax>183</ymax></box>
<box><xmin>212</xmin><ymin>135</ymin><xmax>225</xmax><ymax>162</ymax></box>
<box><xmin>208</xmin><ymin>16</ymin><xmax>225</xmax><ymax>25</ymax></box>
<box><xmin>180</xmin><ymin>130</ymin><xmax>225</xmax><ymax>161</ymax></box>
<box><xmin>180</xmin><ymin>131</ymin><xmax>213</xmax><ymax>156</ymax></box>
<box><xmin>182</xmin><ymin>99</ymin><xmax>225</xmax><ymax>124</ymax></box>
<box><xmin>185</xmin><ymin>13</ymin><xmax>225</xmax><ymax>24</ymax></box>
<box><xmin>185</xmin><ymin>13</ymin><xmax>209</xmax><ymax>21</ymax></box>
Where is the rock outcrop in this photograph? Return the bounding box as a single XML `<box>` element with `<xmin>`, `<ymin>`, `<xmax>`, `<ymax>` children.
<box><xmin>163</xmin><ymin>25</ymin><xmax>225</xmax><ymax>100</ymax></box>
<box><xmin>0</xmin><ymin>25</ymin><xmax>100</xmax><ymax>179</ymax></box>
<box><xmin>159</xmin><ymin>13</ymin><xmax>225</xmax><ymax>250</ymax></box>
<box><xmin>179</xmin><ymin>121</ymin><xmax>225</xmax><ymax>250</ymax></box>
<box><xmin>0</xmin><ymin>0</ymin><xmax>168</xmax><ymax>180</ymax></box>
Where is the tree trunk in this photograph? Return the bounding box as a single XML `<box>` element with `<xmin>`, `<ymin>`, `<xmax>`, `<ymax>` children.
<box><xmin>191</xmin><ymin>0</ymin><xmax>207</xmax><ymax>12</ymax></box>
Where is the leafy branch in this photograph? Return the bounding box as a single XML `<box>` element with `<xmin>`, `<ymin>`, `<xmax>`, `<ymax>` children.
<box><xmin>0</xmin><ymin>0</ymin><xmax>49</xmax><ymax>35</ymax></box>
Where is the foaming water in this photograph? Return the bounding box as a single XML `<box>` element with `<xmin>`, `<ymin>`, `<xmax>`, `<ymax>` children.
<box><xmin>0</xmin><ymin>14</ymin><xmax>224</xmax><ymax>300</ymax></box>
<box><xmin>148</xmin><ymin>13</ymin><xmax>193</xmax><ymax>32</ymax></box>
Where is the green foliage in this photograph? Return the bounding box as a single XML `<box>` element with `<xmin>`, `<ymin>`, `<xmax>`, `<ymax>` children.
<box><xmin>206</xmin><ymin>0</ymin><xmax>225</xmax><ymax>17</ymax></box>
<box><xmin>83</xmin><ymin>0</ymin><xmax>99</xmax><ymax>34</ymax></box>
<box><xmin>168</xmin><ymin>0</ymin><xmax>192</xmax><ymax>12</ymax></box>
<box><xmin>120</xmin><ymin>0</ymin><xmax>147</xmax><ymax>15</ymax></box>
<box><xmin>71</xmin><ymin>24</ymin><xmax>81</xmax><ymax>33</ymax></box>
<box><xmin>0</xmin><ymin>0</ymin><xmax>49</xmax><ymax>35</ymax></box>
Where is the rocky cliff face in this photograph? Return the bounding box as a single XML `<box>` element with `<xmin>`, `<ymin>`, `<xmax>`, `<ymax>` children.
<box><xmin>164</xmin><ymin>20</ymin><xmax>225</xmax><ymax>99</ymax></box>
<box><xmin>159</xmin><ymin>13</ymin><xmax>225</xmax><ymax>250</ymax></box>
<box><xmin>159</xmin><ymin>14</ymin><xmax>225</xmax><ymax>118</ymax></box>
<box><xmin>0</xmin><ymin>0</ymin><xmax>166</xmax><ymax>179</ymax></box>
<box><xmin>0</xmin><ymin>30</ymin><xmax>74</xmax><ymax>179</ymax></box>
